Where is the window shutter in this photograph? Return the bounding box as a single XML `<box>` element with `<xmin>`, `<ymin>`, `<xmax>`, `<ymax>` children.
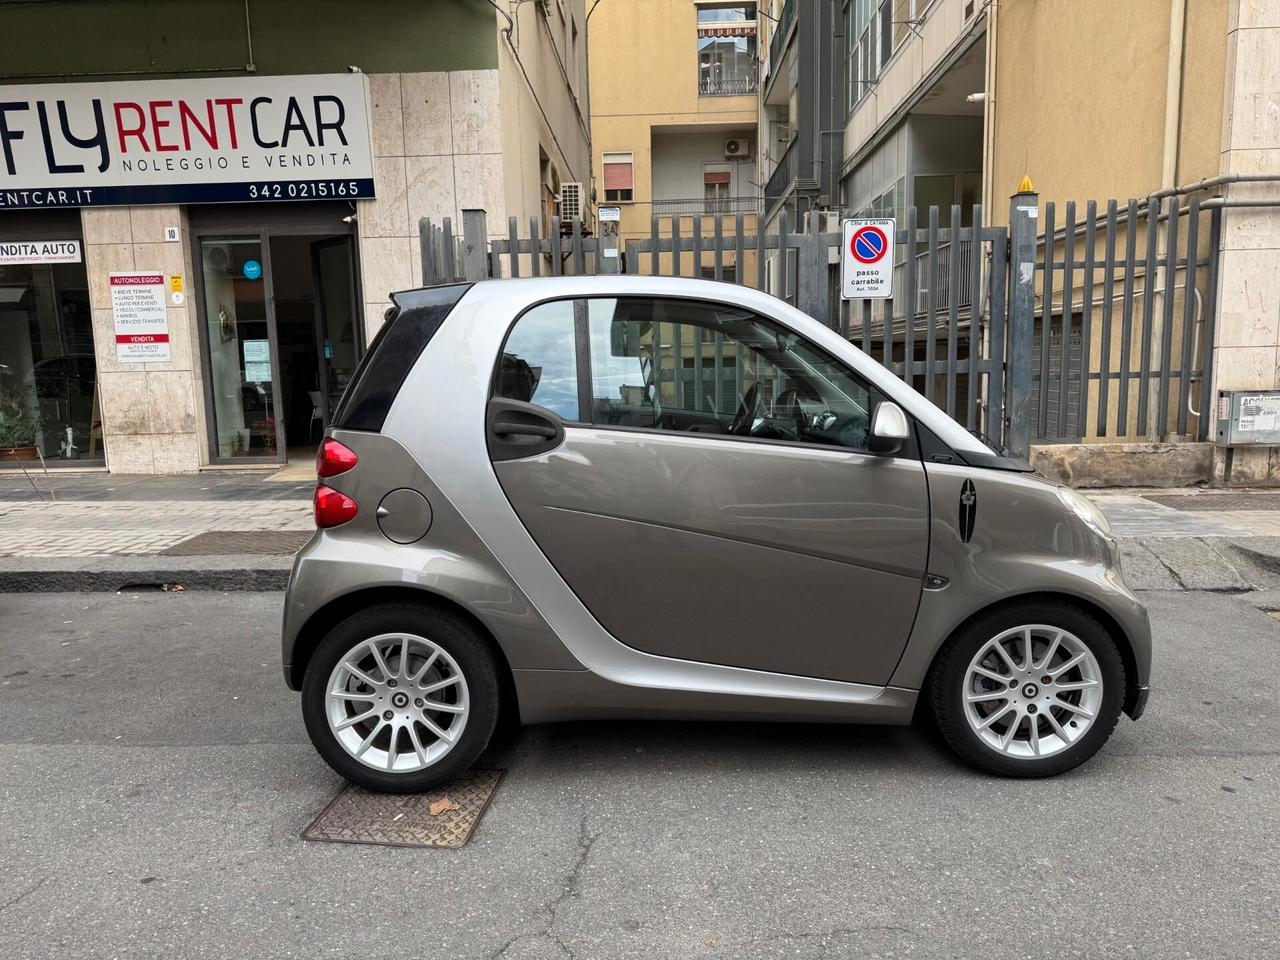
<box><xmin>603</xmin><ymin>160</ymin><xmax>633</xmax><ymax>191</ymax></box>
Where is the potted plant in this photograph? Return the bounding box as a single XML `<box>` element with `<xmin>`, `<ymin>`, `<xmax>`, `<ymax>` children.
<box><xmin>230</xmin><ymin>430</ymin><xmax>249</xmax><ymax>457</ymax></box>
<box><xmin>0</xmin><ymin>385</ymin><xmax>44</xmax><ymax>462</ymax></box>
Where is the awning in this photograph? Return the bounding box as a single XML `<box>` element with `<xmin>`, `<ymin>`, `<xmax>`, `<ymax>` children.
<box><xmin>696</xmin><ymin>24</ymin><xmax>757</xmax><ymax>37</ymax></box>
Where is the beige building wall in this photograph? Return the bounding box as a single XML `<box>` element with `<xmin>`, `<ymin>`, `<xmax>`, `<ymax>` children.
<box><xmin>82</xmin><ymin>206</ymin><xmax>205</xmax><ymax>473</ymax></box>
<box><xmin>990</xmin><ymin>0</ymin><xmax>1229</xmax><ymax>223</ymax></box>
<box><xmin>589</xmin><ymin>0</ymin><xmax>759</xmax><ymax>270</ymax></box>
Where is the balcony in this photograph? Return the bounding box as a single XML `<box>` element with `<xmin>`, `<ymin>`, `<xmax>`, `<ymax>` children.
<box><xmin>764</xmin><ymin>139</ymin><xmax>797</xmax><ymax>213</ymax></box>
<box><xmin>698</xmin><ymin>75</ymin><xmax>757</xmax><ymax>97</ymax></box>
<box><xmin>768</xmin><ymin>0</ymin><xmax>797</xmax><ymax>71</ymax></box>
<box><xmin>652</xmin><ymin>197</ymin><xmax>762</xmax><ymax>216</ymax></box>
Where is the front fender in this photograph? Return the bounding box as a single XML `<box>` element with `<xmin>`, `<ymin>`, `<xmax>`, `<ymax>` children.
<box><xmin>890</xmin><ymin>464</ymin><xmax>1152</xmax><ymax>695</ymax></box>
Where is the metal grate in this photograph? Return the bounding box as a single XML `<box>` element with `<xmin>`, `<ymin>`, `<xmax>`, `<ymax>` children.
<box><xmin>302</xmin><ymin>769</ymin><xmax>503</xmax><ymax>848</ymax></box>
<box><xmin>1145</xmin><ymin>494</ymin><xmax>1280</xmax><ymax>512</ymax></box>
<box><xmin>157</xmin><ymin>530</ymin><xmax>313</xmax><ymax>555</ymax></box>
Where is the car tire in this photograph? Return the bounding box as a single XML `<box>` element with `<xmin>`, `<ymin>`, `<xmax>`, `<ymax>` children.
<box><xmin>928</xmin><ymin>600</ymin><xmax>1126</xmax><ymax>778</ymax></box>
<box><xmin>301</xmin><ymin>601</ymin><xmax>501</xmax><ymax>793</ymax></box>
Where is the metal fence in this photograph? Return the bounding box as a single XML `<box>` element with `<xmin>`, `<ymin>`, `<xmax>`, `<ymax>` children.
<box><xmin>1025</xmin><ymin>196</ymin><xmax>1221</xmax><ymax>445</ymax></box>
<box><xmin>418</xmin><ymin>191</ymin><xmax>1228</xmax><ymax>460</ymax></box>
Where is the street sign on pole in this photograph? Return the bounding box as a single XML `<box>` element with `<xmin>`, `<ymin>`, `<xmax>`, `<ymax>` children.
<box><xmin>841</xmin><ymin>218</ymin><xmax>895</xmax><ymax>299</ymax></box>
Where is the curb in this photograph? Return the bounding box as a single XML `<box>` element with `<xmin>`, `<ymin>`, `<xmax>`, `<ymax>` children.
<box><xmin>0</xmin><ymin>567</ymin><xmax>290</xmax><ymax>592</ymax></box>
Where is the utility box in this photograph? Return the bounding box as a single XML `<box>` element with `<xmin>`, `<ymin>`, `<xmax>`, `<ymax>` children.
<box><xmin>1216</xmin><ymin>390</ymin><xmax>1280</xmax><ymax>446</ymax></box>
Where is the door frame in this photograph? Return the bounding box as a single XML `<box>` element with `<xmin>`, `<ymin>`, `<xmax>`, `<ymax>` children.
<box><xmin>191</xmin><ymin>221</ymin><xmax>365</xmax><ymax>466</ymax></box>
<box><xmin>308</xmin><ymin>234</ymin><xmax>361</xmax><ymax>429</ymax></box>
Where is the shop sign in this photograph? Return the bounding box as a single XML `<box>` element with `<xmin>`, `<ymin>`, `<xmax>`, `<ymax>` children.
<box><xmin>0</xmin><ymin>239</ymin><xmax>82</xmax><ymax>264</ymax></box>
<box><xmin>0</xmin><ymin>74</ymin><xmax>375</xmax><ymax>210</ymax></box>
<box><xmin>110</xmin><ymin>272</ymin><xmax>170</xmax><ymax>362</ymax></box>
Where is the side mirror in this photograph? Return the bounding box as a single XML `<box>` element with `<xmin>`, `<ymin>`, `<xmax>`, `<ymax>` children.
<box><xmin>869</xmin><ymin>400</ymin><xmax>911</xmax><ymax>454</ymax></box>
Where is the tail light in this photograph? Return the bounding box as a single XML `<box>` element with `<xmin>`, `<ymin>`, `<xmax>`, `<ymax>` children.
<box><xmin>314</xmin><ymin>484</ymin><xmax>358</xmax><ymax>528</ymax></box>
<box><xmin>317</xmin><ymin>438</ymin><xmax>358</xmax><ymax>478</ymax></box>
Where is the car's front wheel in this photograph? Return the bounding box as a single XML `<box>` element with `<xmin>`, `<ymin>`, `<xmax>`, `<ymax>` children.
<box><xmin>929</xmin><ymin>601</ymin><xmax>1126</xmax><ymax>777</ymax></box>
<box><xmin>301</xmin><ymin>602</ymin><xmax>500</xmax><ymax>792</ymax></box>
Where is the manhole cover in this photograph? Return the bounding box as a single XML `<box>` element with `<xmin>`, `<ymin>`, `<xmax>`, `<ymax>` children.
<box><xmin>302</xmin><ymin>769</ymin><xmax>503</xmax><ymax>848</ymax></box>
<box><xmin>1145</xmin><ymin>494</ymin><xmax>1280</xmax><ymax>512</ymax></box>
<box><xmin>157</xmin><ymin>530</ymin><xmax>313</xmax><ymax>555</ymax></box>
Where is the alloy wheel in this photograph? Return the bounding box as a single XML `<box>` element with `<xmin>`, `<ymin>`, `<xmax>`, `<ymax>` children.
<box><xmin>324</xmin><ymin>632</ymin><xmax>470</xmax><ymax>773</ymax></box>
<box><xmin>962</xmin><ymin>624</ymin><xmax>1103</xmax><ymax>759</ymax></box>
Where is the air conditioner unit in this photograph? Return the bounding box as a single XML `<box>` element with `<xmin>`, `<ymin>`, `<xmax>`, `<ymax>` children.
<box><xmin>724</xmin><ymin>138</ymin><xmax>751</xmax><ymax>159</ymax></box>
<box><xmin>557</xmin><ymin>181</ymin><xmax>584</xmax><ymax>221</ymax></box>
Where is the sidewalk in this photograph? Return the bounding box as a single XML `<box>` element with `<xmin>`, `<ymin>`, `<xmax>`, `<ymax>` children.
<box><xmin>5</xmin><ymin>471</ymin><xmax>1280</xmax><ymax>593</ymax></box>
<box><xmin>0</xmin><ymin>471</ymin><xmax>313</xmax><ymax>591</ymax></box>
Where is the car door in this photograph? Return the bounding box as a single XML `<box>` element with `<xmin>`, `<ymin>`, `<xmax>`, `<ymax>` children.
<box><xmin>487</xmin><ymin>294</ymin><xmax>929</xmax><ymax>686</ymax></box>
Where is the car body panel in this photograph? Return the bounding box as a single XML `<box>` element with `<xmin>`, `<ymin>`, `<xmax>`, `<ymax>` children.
<box><xmin>282</xmin><ymin>429</ymin><xmax>584</xmax><ymax>688</ymax></box>
<box><xmin>890</xmin><ymin>462</ymin><xmax>1151</xmax><ymax>697</ymax></box>
<box><xmin>494</xmin><ymin>426</ymin><xmax>928</xmax><ymax>683</ymax></box>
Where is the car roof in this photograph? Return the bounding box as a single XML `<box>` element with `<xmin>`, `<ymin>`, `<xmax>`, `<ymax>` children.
<box><xmin>435</xmin><ymin>275</ymin><xmax>991</xmax><ymax>457</ymax></box>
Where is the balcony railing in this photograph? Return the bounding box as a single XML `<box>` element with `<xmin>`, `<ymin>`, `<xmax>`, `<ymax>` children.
<box><xmin>652</xmin><ymin>197</ymin><xmax>762</xmax><ymax>216</ymax></box>
<box><xmin>698</xmin><ymin>76</ymin><xmax>757</xmax><ymax>96</ymax></box>
<box><xmin>764</xmin><ymin>139</ymin><xmax>797</xmax><ymax>212</ymax></box>
<box><xmin>768</xmin><ymin>0</ymin><xmax>797</xmax><ymax>71</ymax></box>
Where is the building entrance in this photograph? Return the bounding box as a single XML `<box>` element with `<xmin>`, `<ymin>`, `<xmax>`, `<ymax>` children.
<box><xmin>195</xmin><ymin>210</ymin><xmax>361</xmax><ymax>466</ymax></box>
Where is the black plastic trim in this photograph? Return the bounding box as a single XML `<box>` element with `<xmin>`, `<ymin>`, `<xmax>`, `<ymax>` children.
<box><xmin>915</xmin><ymin>422</ymin><xmax>1034</xmax><ymax>473</ymax></box>
<box><xmin>332</xmin><ymin>283</ymin><xmax>472</xmax><ymax>432</ymax></box>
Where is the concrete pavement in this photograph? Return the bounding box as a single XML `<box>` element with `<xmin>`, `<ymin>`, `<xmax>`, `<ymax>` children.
<box><xmin>0</xmin><ymin>588</ymin><xmax>1276</xmax><ymax>959</ymax></box>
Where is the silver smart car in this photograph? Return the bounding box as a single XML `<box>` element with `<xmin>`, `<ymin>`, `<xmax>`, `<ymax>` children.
<box><xmin>283</xmin><ymin>276</ymin><xmax>1150</xmax><ymax>791</ymax></box>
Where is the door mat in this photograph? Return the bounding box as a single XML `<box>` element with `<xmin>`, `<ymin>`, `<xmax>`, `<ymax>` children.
<box><xmin>302</xmin><ymin>768</ymin><xmax>504</xmax><ymax>848</ymax></box>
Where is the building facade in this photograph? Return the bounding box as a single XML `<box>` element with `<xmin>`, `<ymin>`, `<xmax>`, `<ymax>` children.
<box><xmin>0</xmin><ymin>0</ymin><xmax>589</xmax><ymax>474</ymax></box>
<box><xmin>760</xmin><ymin>0</ymin><xmax>1279</xmax><ymax>483</ymax></box>
<box><xmin>589</xmin><ymin>0</ymin><xmax>761</xmax><ymax>280</ymax></box>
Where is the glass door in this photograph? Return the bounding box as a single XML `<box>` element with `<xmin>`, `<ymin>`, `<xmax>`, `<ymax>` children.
<box><xmin>309</xmin><ymin>236</ymin><xmax>359</xmax><ymax>429</ymax></box>
<box><xmin>197</xmin><ymin>235</ymin><xmax>285</xmax><ymax>462</ymax></box>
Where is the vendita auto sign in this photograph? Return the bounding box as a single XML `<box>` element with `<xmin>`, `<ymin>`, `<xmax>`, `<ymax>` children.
<box><xmin>0</xmin><ymin>74</ymin><xmax>375</xmax><ymax>209</ymax></box>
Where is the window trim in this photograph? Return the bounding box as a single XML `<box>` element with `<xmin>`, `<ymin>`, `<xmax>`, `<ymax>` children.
<box><xmin>489</xmin><ymin>293</ymin><xmax>916</xmax><ymax>461</ymax></box>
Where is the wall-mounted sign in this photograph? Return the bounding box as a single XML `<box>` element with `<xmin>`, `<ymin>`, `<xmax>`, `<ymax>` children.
<box><xmin>0</xmin><ymin>73</ymin><xmax>375</xmax><ymax>210</ymax></box>
<box><xmin>110</xmin><ymin>272</ymin><xmax>170</xmax><ymax>362</ymax></box>
<box><xmin>0</xmin><ymin>239</ymin><xmax>81</xmax><ymax>264</ymax></box>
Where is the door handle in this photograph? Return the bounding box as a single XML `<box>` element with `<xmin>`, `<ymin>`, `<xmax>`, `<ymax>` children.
<box><xmin>486</xmin><ymin>398</ymin><xmax>567</xmax><ymax>461</ymax></box>
<box><xmin>492</xmin><ymin>419</ymin><xmax>558</xmax><ymax>439</ymax></box>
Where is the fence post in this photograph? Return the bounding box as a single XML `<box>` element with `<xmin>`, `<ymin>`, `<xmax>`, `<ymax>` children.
<box><xmin>1007</xmin><ymin>186</ymin><xmax>1039</xmax><ymax>459</ymax></box>
<box><xmin>461</xmin><ymin>208</ymin><xmax>489</xmax><ymax>281</ymax></box>
<box><xmin>798</xmin><ymin>210</ymin><xmax>830</xmax><ymax>326</ymax></box>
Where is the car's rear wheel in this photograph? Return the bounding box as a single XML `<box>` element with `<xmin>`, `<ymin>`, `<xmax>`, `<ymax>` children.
<box><xmin>301</xmin><ymin>602</ymin><xmax>500</xmax><ymax>793</ymax></box>
<box><xmin>929</xmin><ymin>601</ymin><xmax>1126</xmax><ymax>777</ymax></box>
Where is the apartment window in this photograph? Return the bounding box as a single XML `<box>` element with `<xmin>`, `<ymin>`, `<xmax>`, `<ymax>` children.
<box><xmin>846</xmin><ymin>0</ymin><xmax>916</xmax><ymax>112</ymax></box>
<box><xmin>603</xmin><ymin>152</ymin><xmax>634</xmax><ymax>202</ymax></box>
<box><xmin>704</xmin><ymin>164</ymin><xmax>731</xmax><ymax>212</ymax></box>
<box><xmin>698</xmin><ymin>3</ymin><xmax>758</xmax><ymax>96</ymax></box>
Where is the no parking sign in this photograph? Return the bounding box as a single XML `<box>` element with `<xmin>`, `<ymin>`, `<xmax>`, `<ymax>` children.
<box><xmin>841</xmin><ymin>218</ymin><xmax>895</xmax><ymax>299</ymax></box>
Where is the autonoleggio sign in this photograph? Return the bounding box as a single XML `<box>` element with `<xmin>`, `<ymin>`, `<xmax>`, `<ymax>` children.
<box><xmin>0</xmin><ymin>73</ymin><xmax>375</xmax><ymax>209</ymax></box>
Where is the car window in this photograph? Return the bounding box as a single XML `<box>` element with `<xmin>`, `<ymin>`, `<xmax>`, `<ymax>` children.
<box><xmin>586</xmin><ymin>297</ymin><xmax>874</xmax><ymax>451</ymax></box>
<box><xmin>494</xmin><ymin>299</ymin><xmax>580</xmax><ymax>420</ymax></box>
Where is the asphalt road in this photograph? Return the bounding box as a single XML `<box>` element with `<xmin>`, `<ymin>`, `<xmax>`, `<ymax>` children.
<box><xmin>0</xmin><ymin>589</ymin><xmax>1276</xmax><ymax>960</ymax></box>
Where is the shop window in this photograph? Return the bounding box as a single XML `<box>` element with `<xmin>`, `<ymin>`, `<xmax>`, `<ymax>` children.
<box><xmin>603</xmin><ymin>152</ymin><xmax>634</xmax><ymax>203</ymax></box>
<box><xmin>0</xmin><ymin>237</ymin><xmax>98</xmax><ymax>465</ymax></box>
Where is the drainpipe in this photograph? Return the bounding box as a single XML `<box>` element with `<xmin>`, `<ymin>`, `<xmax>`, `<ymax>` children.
<box><xmin>1151</xmin><ymin>0</ymin><xmax>1186</xmax><ymax>439</ymax></box>
<box><xmin>980</xmin><ymin>0</ymin><xmax>998</xmax><ymax>216</ymax></box>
